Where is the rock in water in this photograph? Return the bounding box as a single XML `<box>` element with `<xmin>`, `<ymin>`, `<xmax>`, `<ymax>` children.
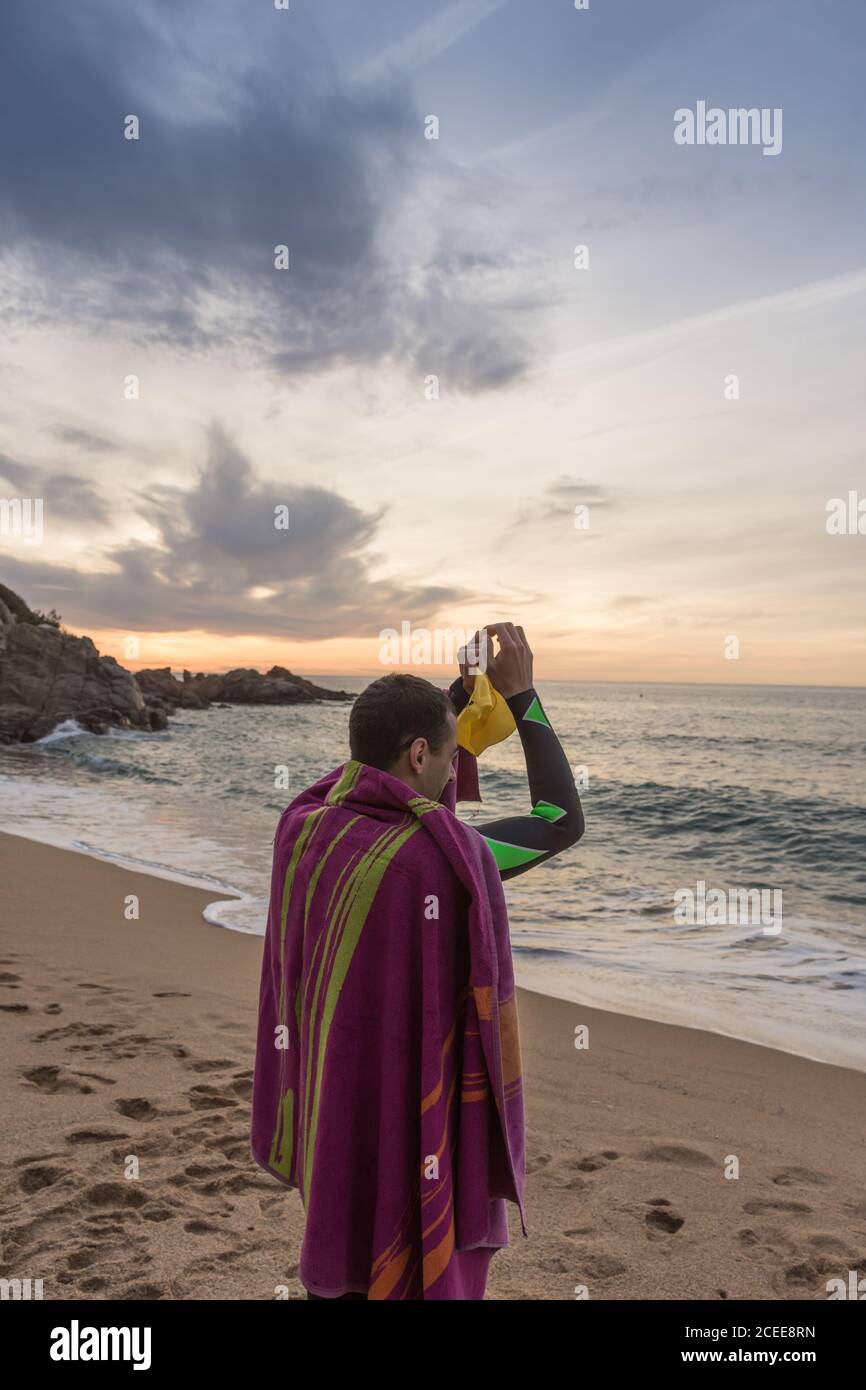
<box><xmin>135</xmin><ymin>665</ymin><xmax>354</xmax><ymax>709</ymax></box>
<box><xmin>133</xmin><ymin>667</ymin><xmax>210</xmax><ymax>710</ymax></box>
<box><xmin>0</xmin><ymin>586</ymin><xmax>164</xmax><ymax>744</ymax></box>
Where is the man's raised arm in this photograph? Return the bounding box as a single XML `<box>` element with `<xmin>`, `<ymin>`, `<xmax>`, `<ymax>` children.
<box><xmin>451</xmin><ymin>624</ymin><xmax>585</xmax><ymax>881</ymax></box>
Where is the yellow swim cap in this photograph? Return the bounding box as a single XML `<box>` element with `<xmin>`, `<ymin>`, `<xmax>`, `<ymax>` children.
<box><xmin>456</xmin><ymin>671</ymin><xmax>517</xmax><ymax>756</ymax></box>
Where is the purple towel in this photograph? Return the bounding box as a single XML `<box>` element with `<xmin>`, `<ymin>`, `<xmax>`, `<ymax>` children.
<box><xmin>250</xmin><ymin>757</ymin><xmax>526</xmax><ymax>1299</ymax></box>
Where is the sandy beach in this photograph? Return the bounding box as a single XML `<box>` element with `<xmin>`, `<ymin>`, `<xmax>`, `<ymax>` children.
<box><xmin>1</xmin><ymin>830</ymin><xmax>864</xmax><ymax>1302</ymax></box>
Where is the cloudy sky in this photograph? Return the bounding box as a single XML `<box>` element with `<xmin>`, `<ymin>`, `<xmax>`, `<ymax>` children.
<box><xmin>0</xmin><ymin>0</ymin><xmax>864</xmax><ymax>684</ymax></box>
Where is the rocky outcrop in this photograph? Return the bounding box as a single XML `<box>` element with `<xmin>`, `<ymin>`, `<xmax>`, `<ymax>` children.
<box><xmin>133</xmin><ymin>667</ymin><xmax>209</xmax><ymax>710</ymax></box>
<box><xmin>135</xmin><ymin>664</ymin><xmax>353</xmax><ymax>710</ymax></box>
<box><xmin>0</xmin><ymin>589</ymin><xmax>166</xmax><ymax>744</ymax></box>
<box><xmin>0</xmin><ymin>582</ymin><xmax>353</xmax><ymax>744</ymax></box>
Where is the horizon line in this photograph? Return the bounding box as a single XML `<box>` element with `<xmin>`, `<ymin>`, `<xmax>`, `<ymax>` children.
<box><xmin>216</xmin><ymin>669</ymin><xmax>866</xmax><ymax>693</ymax></box>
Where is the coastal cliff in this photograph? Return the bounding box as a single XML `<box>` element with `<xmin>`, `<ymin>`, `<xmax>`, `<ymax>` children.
<box><xmin>0</xmin><ymin>582</ymin><xmax>352</xmax><ymax>744</ymax></box>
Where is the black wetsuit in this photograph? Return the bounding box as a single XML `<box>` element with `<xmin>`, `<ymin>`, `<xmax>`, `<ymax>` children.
<box><xmin>448</xmin><ymin>679</ymin><xmax>584</xmax><ymax>880</ymax></box>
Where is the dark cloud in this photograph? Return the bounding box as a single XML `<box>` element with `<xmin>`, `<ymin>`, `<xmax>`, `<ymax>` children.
<box><xmin>0</xmin><ymin>453</ymin><xmax>26</xmax><ymax>489</ymax></box>
<box><xmin>1</xmin><ymin>427</ymin><xmax>462</xmax><ymax>637</ymax></box>
<box><xmin>0</xmin><ymin>1</ymin><xmax>533</xmax><ymax>392</ymax></box>
<box><xmin>0</xmin><ymin>453</ymin><xmax>108</xmax><ymax>521</ymax></box>
<box><xmin>50</xmin><ymin>426</ymin><xmax>115</xmax><ymax>453</ymax></box>
<box><xmin>543</xmin><ymin>476</ymin><xmax>612</xmax><ymax>510</ymax></box>
<box><xmin>503</xmin><ymin>475</ymin><xmax>613</xmax><ymax>534</ymax></box>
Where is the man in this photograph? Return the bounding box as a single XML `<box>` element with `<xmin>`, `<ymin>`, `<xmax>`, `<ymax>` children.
<box><xmin>250</xmin><ymin>624</ymin><xmax>584</xmax><ymax>1299</ymax></box>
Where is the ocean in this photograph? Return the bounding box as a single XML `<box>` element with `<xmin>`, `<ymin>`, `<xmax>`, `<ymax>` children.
<box><xmin>2</xmin><ymin>679</ymin><xmax>864</xmax><ymax>1071</ymax></box>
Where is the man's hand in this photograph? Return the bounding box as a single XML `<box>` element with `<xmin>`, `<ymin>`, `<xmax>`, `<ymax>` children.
<box><xmin>486</xmin><ymin>623</ymin><xmax>533</xmax><ymax>699</ymax></box>
<box><xmin>459</xmin><ymin>629</ymin><xmax>485</xmax><ymax>695</ymax></box>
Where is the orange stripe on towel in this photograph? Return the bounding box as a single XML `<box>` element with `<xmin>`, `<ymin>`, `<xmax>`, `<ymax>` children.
<box><xmin>472</xmin><ymin>985</ymin><xmax>493</xmax><ymax>1021</ymax></box>
<box><xmin>422</xmin><ymin>1213</ymin><xmax>456</xmax><ymax>1291</ymax></box>
<box><xmin>368</xmin><ymin>1243</ymin><xmax>412</xmax><ymax>1300</ymax></box>
<box><xmin>499</xmin><ymin>993</ymin><xmax>523</xmax><ymax>1086</ymax></box>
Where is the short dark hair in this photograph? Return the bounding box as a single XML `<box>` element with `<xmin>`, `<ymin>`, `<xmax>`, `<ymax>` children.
<box><xmin>349</xmin><ymin>673</ymin><xmax>454</xmax><ymax>771</ymax></box>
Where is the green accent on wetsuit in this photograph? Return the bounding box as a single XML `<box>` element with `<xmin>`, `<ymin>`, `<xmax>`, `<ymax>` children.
<box><xmin>447</xmin><ymin>678</ymin><xmax>584</xmax><ymax>882</ymax></box>
<box><xmin>531</xmin><ymin>800</ymin><xmax>567</xmax><ymax>823</ymax></box>
<box><xmin>481</xmin><ymin>835</ymin><xmax>548</xmax><ymax>872</ymax></box>
<box><xmin>522</xmin><ymin>695</ymin><xmax>551</xmax><ymax>728</ymax></box>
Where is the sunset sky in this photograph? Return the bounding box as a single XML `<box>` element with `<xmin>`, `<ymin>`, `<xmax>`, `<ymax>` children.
<box><xmin>1</xmin><ymin>0</ymin><xmax>864</xmax><ymax>685</ymax></box>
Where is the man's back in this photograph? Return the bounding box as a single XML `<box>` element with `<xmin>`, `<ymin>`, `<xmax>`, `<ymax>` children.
<box><xmin>251</xmin><ymin>636</ymin><xmax>583</xmax><ymax>1299</ymax></box>
<box><xmin>251</xmin><ymin>759</ymin><xmax>522</xmax><ymax>1300</ymax></box>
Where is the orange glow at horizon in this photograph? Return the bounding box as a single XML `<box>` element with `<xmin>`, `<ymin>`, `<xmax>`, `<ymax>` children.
<box><xmin>82</xmin><ymin>626</ymin><xmax>866</xmax><ymax>688</ymax></box>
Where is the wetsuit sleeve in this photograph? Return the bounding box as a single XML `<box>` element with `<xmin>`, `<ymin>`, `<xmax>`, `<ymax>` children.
<box><xmin>448</xmin><ymin>677</ymin><xmax>470</xmax><ymax>715</ymax></box>
<box><xmin>471</xmin><ymin>686</ymin><xmax>584</xmax><ymax>881</ymax></box>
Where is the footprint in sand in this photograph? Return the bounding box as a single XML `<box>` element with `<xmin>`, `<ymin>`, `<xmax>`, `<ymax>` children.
<box><xmin>20</xmin><ymin>1065</ymin><xmax>116</xmax><ymax>1095</ymax></box>
<box><xmin>557</xmin><ymin>1175</ymin><xmax>590</xmax><ymax>1192</ymax></box>
<box><xmin>638</xmin><ymin>1144</ymin><xmax>714</xmax><ymax>1168</ymax></box>
<box><xmin>183</xmin><ymin>1219</ymin><xmax>224</xmax><ymax>1235</ymax></box>
<box><xmin>183</xmin><ymin>1161</ymin><xmax>237</xmax><ymax>1180</ymax></box>
<box><xmin>742</xmin><ymin>1198</ymin><xmax>812</xmax><ymax>1216</ymax></box>
<box><xmin>113</xmin><ymin>1098</ymin><xmax>158</xmax><ymax>1121</ymax></box>
<box><xmin>14</xmin><ymin>1151</ymin><xmax>67</xmax><ymax>1165</ymax></box>
<box><xmin>18</xmin><ymin>1164</ymin><xmax>66</xmax><ymax>1195</ymax></box>
<box><xmin>572</xmin><ymin>1151</ymin><xmax>621</xmax><ymax>1173</ymax></box>
<box><xmin>806</xmin><ymin>1233</ymin><xmax>858</xmax><ymax>1257</ymax></box>
<box><xmin>0</xmin><ymin>971</ymin><xmax>22</xmax><ymax>984</ymax></box>
<box><xmin>171</xmin><ymin>1116</ymin><xmax>227</xmax><ymax>1141</ymax></box>
<box><xmin>525</xmin><ymin>1152</ymin><xmax>551</xmax><ymax>1175</ymax></box>
<box><xmin>204</xmin><ymin>1133</ymin><xmax>251</xmax><ymax>1157</ymax></box>
<box><xmin>82</xmin><ymin>1182</ymin><xmax>150</xmax><ymax>1211</ymax></box>
<box><xmin>34</xmin><ymin>1021</ymin><xmax>117</xmax><ymax>1045</ymax></box>
<box><xmin>738</xmin><ymin>1225</ymin><xmax>799</xmax><ymax>1259</ymax></box>
<box><xmin>34</xmin><ymin>1020</ymin><xmax>189</xmax><ymax>1062</ymax></box>
<box><xmin>0</xmin><ymin>1002</ymin><xmax>30</xmax><ymax>1013</ymax></box>
<box><xmin>771</xmin><ymin>1167</ymin><xmax>830</xmax><ymax>1187</ymax></box>
<box><xmin>180</xmin><ymin>1250</ymin><xmax>254</xmax><ymax>1283</ymax></box>
<box><xmin>83</xmin><ymin>1219</ymin><xmax>132</xmax><ymax>1239</ymax></box>
<box><xmin>120</xmin><ymin>1035</ymin><xmax>189</xmax><ymax>1061</ymax></box>
<box><xmin>141</xmin><ymin>1206</ymin><xmax>179</xmax><ymax>1224</ymax></box>
<box><xmin>166</xmin><ymin>1159</ymin><xmax>266</xmax><ymax>1199</ymax></box>
<box><xmin>571</xmin><ymin>1250</ymin><xmax>628</xmax><ymax>1279</ymax></box>
<box><xmin>777</xmin><ymin>1256</ymin><xmax>846</xmax><ymax>1294</ymax></box>
<box><xmin>187</xmin><ymin>1084</ymin><xmax>239</xmax><ymax>1112</ymax></box>
<box><xmin>65</xmin><ymin>1245</ymin><xmax>106</xmax><ymax>1270</ymax></box>
<box><xmin>645</xmin><ymin>1206</ymin><xmax>685</xmax><ymax>1235</ymax></box>
<box><xmin>66</xmin><ymin>1128</ymin><xmax>130</xmax><ymax>1145</ymax></box>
